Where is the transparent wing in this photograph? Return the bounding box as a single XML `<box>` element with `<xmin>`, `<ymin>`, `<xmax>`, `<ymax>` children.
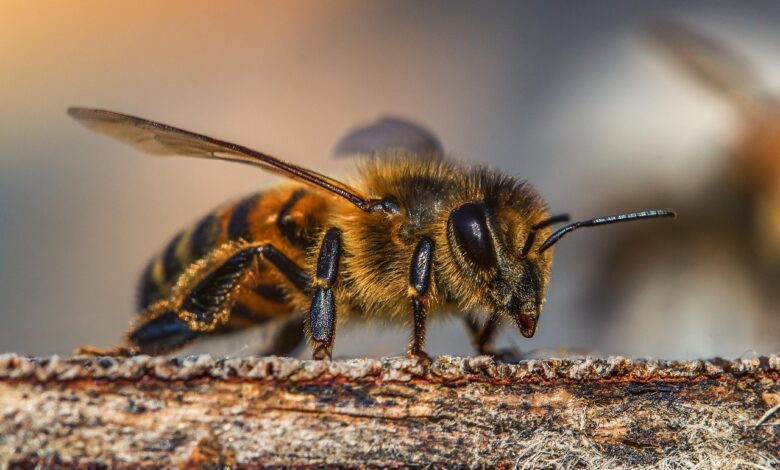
<box><xmin>68</xmin><ymin>107</ymin><xmax>380</xmax><ymax>211</ymax></box>
<box><xmin>333</xmin><ymin>116</ymin><xmax>443</xmax><ymax>160</ymax></box>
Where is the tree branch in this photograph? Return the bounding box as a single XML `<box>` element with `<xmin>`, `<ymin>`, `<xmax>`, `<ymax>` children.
<box><xmin>0</xmin><ymin>354</ymin><xmax>778</xmax><ymax>468</ymax></box>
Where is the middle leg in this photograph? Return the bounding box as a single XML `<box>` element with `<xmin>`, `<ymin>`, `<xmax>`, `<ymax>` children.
<box><xmin>408</xmin><ymin>237</ymin><xmax>435</xmax><ymax>363</ymax></box>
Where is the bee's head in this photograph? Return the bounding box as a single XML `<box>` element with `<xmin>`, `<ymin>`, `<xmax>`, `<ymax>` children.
<box><xmin>447</xmin><ymin>198</ymin><xmax>675</xmax><ymax>338</ymax></box>
<box><xmin>447</xmin><ymin>201</ymin><xmax>556</xmax><ymax>338</ymax></box>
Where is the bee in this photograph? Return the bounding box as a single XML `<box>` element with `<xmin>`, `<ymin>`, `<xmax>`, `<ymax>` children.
<box><xmin>69</xmin><ymin>108</ymin><xmax>674</xmax><ymax>361</ymax></box>
<box><xmin>580</xmin><ymin>20</ymin><xmax>780</xmax><ymax>356</ymax></box>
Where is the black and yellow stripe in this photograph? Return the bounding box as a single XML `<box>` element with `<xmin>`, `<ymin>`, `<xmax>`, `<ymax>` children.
<box><xmin>135</xmin><ymin>185</ymin><xmax>323</xmax><ymax>323</ymax></box>
<box><xmin>227</xmin><ymin>193</ymin><xmax>262</xmax><ymax>241</ymax></box>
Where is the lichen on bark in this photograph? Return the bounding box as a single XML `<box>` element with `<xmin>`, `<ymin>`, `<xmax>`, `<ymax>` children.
<box><xmin>0</xmin><ymin>354</ymin><xmax>777</xmax><ymax>468</ymax></box>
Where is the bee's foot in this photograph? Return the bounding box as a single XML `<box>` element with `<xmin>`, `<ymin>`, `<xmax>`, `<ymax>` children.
<box><xmin>74</xmin><ymin>344</ymin><xmax>137</xmax><ymax>357</ymax></box>
<box><xmin>408</xmin><ymin>348</ymin><xmax>433</xmax><ymax>366</ymax></box>
<box><xmin>312</xmin><ymin>343</ymin><xmax>332</xmax><ymax>361</ymax></box>
<box><xmin>479</xmin><ymin>347</ymin><xmax>523</xmax><ymax>363</ymax></box>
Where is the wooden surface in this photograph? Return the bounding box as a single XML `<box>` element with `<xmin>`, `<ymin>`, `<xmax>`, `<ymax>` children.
<box><xmin>0</xmin><ymin>353</ymin><xmax>778</xmax><ymax>469</ymax></box>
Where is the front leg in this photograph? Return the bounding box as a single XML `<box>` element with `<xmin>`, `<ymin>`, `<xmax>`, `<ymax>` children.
<box><xmin>308</xmin><ymin>227</ymin><xmax>342</xmax><ymax>360</ymax></box>
<box><xmin>408</xmin><ymin>237</ymin><xmax>434</xmax><ymax>363</ymax></box>
<box><xmin>463</xmin><ymin>312</ymin><xmax>504</xmax><ymax>355</ymax></box>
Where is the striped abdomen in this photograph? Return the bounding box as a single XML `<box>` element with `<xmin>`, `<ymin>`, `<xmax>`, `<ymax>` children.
<box><xmin>136</xmin><ymin>185</ymin><xmax>327</xmax><ymax>322</ymax></box>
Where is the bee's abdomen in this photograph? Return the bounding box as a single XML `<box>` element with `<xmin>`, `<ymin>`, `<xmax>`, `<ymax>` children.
<box><xmin>136</xmin><ymin>185</ymin><xmax>324</xmax><ymax>313</ymax></box>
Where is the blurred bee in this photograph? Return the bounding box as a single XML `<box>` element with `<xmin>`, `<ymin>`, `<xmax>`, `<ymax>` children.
<box><xmin>69</xmin><ymin>108</ymin><xmax>673</xmax><ymax>360</ymax></box>
<box><xmin>584</xmin><ymin>20</ymin><xmax>780</xmax><ymax>356</ymax></box>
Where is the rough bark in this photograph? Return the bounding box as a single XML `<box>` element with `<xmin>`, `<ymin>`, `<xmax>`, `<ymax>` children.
<box><xmin>0</xmin><ymin>353</ymin><xmax>778</xmax><ymax>469</ymax></box>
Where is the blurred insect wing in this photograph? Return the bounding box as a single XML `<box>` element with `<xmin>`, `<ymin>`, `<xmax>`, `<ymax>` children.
<box><xmin>333</xmin><ymin>116</ymin><xmax>443</xmax><ymax>160</ymax></box>
<box><xmin>649</xmin><ymin>19</ymin><xmax>767</xmax><ymax>108</ymax></box>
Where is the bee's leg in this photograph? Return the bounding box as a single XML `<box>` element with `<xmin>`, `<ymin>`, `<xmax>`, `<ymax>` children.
<box><xmin>80</xmin><ymin>244</ymin><xmax>310</xmax><ymax>357</ymax></box>
<box><xmin>463</xmin><ymin>313</ymin><xmax>481</xmax><ymax>345</ymax></box>
<box><xmin>257</xmin><ymin>316</ymin><xmax>306</xmax><ymax>356</ymax></box>
<box><xmin>308</xmin><ymin>228</ymin><xmax>342</xmax><ymax>360</ymax></box>
<box><xmin>126</xmin><ymin>305</ymin><xmax>200</xmax><ymax>355</ymax></box>
<box><xmin>408</xmin><ymin>237</ymin><xmax>435</xmax><ymax>364</ymax></box>
<box><xmin>173</xmin><ymin>244</ymin><xmax>309</xmax><ymax>332</ymax></box>
<box><xmin>74</xmin><ymin>344</ymin><xmax>138</xmax><ymax>357</ymax></box>
<box><xmin>74</xmin><ymin>301</ymin><xmax>191</xmax><ymax>357</ymax></box>
<box><xmin>463</xmin><ymin>312</ymin><xmax>502</xmax><ymax>355</ymax></box>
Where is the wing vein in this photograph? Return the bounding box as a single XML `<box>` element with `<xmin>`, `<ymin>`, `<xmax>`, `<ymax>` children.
<box><xmin>68</xmin><ymin>107</ymin><xmax>379</xmax><ymax>211</ymax></box>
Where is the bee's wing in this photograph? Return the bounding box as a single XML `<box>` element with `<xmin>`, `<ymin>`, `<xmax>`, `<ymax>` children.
<box><xmin>649</xmin><ymin>20</ymin><xmax>768</xmax><ymax>108</ymax></box>
<box><xmin>68</xmin><ymin>108</ymin><xmax>380</xmax><ymax>211</ymax></box>
<box><xmin>333</xmin><ymin>116</ymin><xmax>443</xmax><ymax>160</ymax></box>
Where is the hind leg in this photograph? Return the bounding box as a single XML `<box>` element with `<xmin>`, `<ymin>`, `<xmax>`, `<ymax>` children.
<box><xmin>78</xmin><ymin>312</ymin><xmax>307</xmax><ymax>357</ymax></box>
<box><xmin>75</xmin><ymin>300</ymin><xmax>197</xmax><ymax>356</ymax></box>
<box><xmin>76</xmin><ymin>243</ymin><xmax>310</xmax><ymax>356</ymax></box>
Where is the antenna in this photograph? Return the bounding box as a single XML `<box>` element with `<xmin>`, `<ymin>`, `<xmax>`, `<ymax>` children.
<box><xmin>521</xmin><ymin>213</ymin><xmax>571</xmax><ymax>257</ymax></box>
<box><xmin>538</xmin><ymin>209</ymin><xmax>676</xmax><ymax>253</ymax></box>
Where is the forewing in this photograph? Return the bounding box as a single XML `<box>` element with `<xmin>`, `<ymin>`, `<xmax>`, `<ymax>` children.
<box><xmin>333</xmin><ymin>116</ymin><xmax>443</xmax><ymax>160</ymax></box>
<box><xmin>68</xmin><ymin>107</ymin><xmax>378</xmax><ymax>210</ymax></box>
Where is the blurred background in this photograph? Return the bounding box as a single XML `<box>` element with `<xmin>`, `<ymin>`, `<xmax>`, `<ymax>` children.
<box><xmin>1</xmin><ymin>1</ymin><xmax>779</xmax><ymax>359</ymax></box>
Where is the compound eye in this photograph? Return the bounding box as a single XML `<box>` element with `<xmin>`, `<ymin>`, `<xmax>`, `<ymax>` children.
<box><xmin>449</xmin><ymin>202</ymin><xmax>497</xmax><ymax>270</ymax></box>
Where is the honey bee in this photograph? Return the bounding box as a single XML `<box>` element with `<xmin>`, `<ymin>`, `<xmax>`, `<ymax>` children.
<box><xmin>69</xmin><ymin>108</ymin><xmax>674</xmax><ymax>361</ymax></box>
